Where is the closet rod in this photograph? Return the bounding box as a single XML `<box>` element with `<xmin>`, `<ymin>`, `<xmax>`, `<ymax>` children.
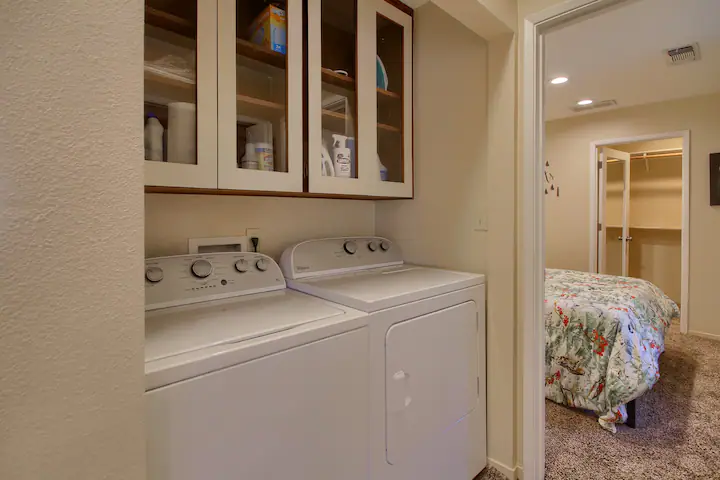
<box><xmin>629</xmin><ymin>152</ymin><xmax>682</xmax><ymax>160</ymax></box>
<box><xmin>606</xmin><ymin>150</ymin><xmax>682</xmax><ymax>164</ymax></box>
<box><xmin>629</xmin><ymin>147</ymin><xmax>682</xmax><ymax>156</ymax></box>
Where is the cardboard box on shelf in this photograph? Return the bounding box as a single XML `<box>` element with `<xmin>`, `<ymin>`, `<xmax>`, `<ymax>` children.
<box><xmin>249</xmin><ymin>5</ymin><xmax>287</xmax><ymax>55</ymax></box>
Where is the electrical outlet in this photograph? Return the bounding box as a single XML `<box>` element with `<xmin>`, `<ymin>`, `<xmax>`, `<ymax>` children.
<box><xmin>246</xmin><ymin>228</ymin><xmax>261</xmax><ymax>252</ymax></box>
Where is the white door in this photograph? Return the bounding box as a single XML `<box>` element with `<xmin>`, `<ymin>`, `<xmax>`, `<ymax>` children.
<box><xmin>307</xmin><ymin>0</ymin><xmax>413</xmax><ymax>197</ymax></box>
<box><xmin>216</xmin><ymin>0</ymin><xmax>304</xmax><ymax>192</ymax></box>
<box><xmin>385</xmin><ymin>302</ymin><xmax>479</xmax><ymax>466</ymax></box>
<box><xmin>147</xmin><ymin>329</ymin><xmax>370</xmax><ymax>480</ymax></box>
<box><xmin>597</xmin><ymin>147</ymin><xmax>631</xmax><ymax>276</ymax></box>
<box><xmin>144</xmin><ymin>0</ymin><xmax>219</xmax><ymax>188</ymax></box>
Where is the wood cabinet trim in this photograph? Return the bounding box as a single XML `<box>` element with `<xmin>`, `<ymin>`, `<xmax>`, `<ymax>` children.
<box><xmin>383</xmin><ymin>0</ymin><xmax>413</xmax><ymax>16</ymax></box>
<box><xmin>145</xmin><ymin>186</ymin><xmax>412</xmax><ymax>200</ymax></box>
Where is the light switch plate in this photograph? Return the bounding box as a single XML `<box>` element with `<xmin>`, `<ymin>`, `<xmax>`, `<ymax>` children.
<box><xmin>474</xmin><ymin>216</ymin><xmax>489</xmax><ymax>232</ymax></box>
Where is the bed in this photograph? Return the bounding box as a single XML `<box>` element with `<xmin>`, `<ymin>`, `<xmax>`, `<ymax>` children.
<box><xmin>544</xmin><ymin>269</ymin><xmax>680</xmax><ymax>432</ymax></box>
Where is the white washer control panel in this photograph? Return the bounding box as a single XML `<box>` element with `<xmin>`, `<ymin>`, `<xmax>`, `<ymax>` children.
<box><xmin>280</xmin><ymin>237</ymin><xmax>403</xmax><ymax>279</ymax></box>
<box><xmin>145</xmin><ymin>252</ymin><xmax>285</xmax><ymax>310</ymax></box>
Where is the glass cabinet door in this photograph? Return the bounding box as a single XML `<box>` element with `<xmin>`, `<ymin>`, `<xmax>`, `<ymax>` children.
<box><xmin>309</xmin><ymin>0</ymin><xmax>412</xmax><ymax>197</ymax></box>
<box><xmin>308</xmin><ymin>0</ymin><xmax>368</xmax><ymax>195</ymax></box>
<box><xmin>369</xmin><ymin>0</ymin><xmax>413</xmax><ymax>197</ymax></box>
<box><xmin>217</xmin><ymin>0</ymin><xmax>303</xmax><ymax>192</ymax></box>
<box><xmin>144</xmin><ymin>0</ymin><xmax>218</xmax><ymax>188</ymax></box>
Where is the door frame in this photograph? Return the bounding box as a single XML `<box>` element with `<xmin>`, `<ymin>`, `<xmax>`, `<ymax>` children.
<box><xmin>521</xmin><ymin>1</ymin><xmax>632</xmax><ymax>478</ymax></box>
<box><xmin>588</xmin><ymin>131</ymin><xmax>690</xmax><ymax>335</ymax></box>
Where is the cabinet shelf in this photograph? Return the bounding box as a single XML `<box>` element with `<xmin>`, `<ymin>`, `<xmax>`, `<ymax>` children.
<box><xmin>236</xmin><ymin>38</ymin><xmax>287</xmax><ymax>69</ymax></box>
<box><xmin>237</xmin><ymin>94</ymin><xmax>285</xmax><ymax>120</ymax></box>
<box><xmin>145</xmin><ymin>67</ymin><xmax>195</xmax><ymax>90</ymax></box>
<box><xmin>146</xmin><ymin>6</ymin><xmax>287</xmax><ymax>70</ymax></box>
<box><xmin>145</xmin><ymin>6</ymin><xmax>195</xmax><ymax>37</ymax></box>
<box><xmin>321</xmin><ymin>68</ymin><xmax>401</xmax><ymax>102</ymax></box>
<box><xmin>321</xmin><ymin>109</ymin><xmax>400</xmax><ymax>134</ymax></box>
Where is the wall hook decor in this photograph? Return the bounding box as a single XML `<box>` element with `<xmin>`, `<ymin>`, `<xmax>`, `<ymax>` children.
<box><xmin>545</xmin><ymin>161</ymin><xmax>560</xmax><ymax>197</ymax></box>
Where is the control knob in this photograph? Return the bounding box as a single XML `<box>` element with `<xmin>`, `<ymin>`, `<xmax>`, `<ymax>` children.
<box><xmin>191</xmin><ymin>259</ymin><xmax>213</xmax><ymax>279</ymax></box>
<box><xmin>344</xmin><ymin>240</ymin><xmax>358</xmax><ymax>255</ymax></box>
<box><xmin>256</xmin><ymin>259</ymin><xmax>269</xmax><ymax>272</ymax></box>
<box><xmin>235</xmin><ymin>259</ymin><xmax>249</xmax><ymax>273</ymax></box>
<box><xmin>145</xmin><ymin>266</ymin><xmax>164</xmax><ymax>283</ymax></box>
<box><xmin>380</xmin><ymin>240</ymin><xmax>391</xmax><ymax>252</ymax></box>
<box><xmin>368</xmin><ymin>241</ymin><xmax>378</xmax><ymax>252</ymax></box>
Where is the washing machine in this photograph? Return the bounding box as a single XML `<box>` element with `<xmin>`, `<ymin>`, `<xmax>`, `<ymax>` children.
<box><xmin>280</xmin><ymin>237</ymin><xmax>487</xmax><ymax>480</ymax></box>
<box><xmin>144</xmin><ymin>251</ymin><xmax>371</xmax><ymax>480</ymax></box>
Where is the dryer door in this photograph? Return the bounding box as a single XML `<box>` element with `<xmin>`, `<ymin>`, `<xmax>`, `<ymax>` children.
<box><xmin>385</xmin><ymin>301</ymin><xmax>479</xmax><ymax>465</ymax></box>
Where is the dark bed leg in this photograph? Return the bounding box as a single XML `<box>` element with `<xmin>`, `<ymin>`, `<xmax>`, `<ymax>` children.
<box><xmin>626</xmin><ymin>399</ymin><xmax>637</xmax><ymax>428</ymax></box>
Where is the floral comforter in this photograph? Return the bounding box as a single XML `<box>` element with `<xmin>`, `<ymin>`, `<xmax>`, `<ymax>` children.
<box><xmin>545</xmin><ymin>269</ymin><xmax>679</xmax><ymax>432</ymax></box>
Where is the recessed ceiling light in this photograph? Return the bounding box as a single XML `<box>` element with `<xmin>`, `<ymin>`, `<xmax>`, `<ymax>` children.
<box><xmin>550</xmin><ymin>76</ymin><xmax>568</xmax><ymax>85</ymax></box>
<box><xmin>577</xmin><ymin>99</ymin><xmax>593</xmax><ymax>106</ymax></box>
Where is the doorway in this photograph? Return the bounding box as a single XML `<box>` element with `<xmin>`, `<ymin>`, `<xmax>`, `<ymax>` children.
<box><xmin>521</xmin><ymin>1</ymin><xmax>707</xmax><ymax>478</ymax></box>
<box><xmin>590</xmin><ymin>133</ymin><xmax>690</xmax><ymax>333</ymax></box>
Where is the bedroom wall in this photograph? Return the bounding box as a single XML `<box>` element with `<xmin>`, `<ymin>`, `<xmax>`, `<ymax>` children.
<box><xmin>145</xmin><ymin>195</ymin><xmax>376</xmax><ymax>259</ymax></box>
<box><xmin>543</xmin><ymin>93</ymin><xmax>720</xmax><ymax>339</ymax></box>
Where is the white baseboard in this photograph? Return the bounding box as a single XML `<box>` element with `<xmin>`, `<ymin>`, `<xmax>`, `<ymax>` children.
<box><xmin>488</xmin><ymin>458</ymin><xmax>523</xmax><ymax>479</ymax></box>
<box><xmin>689</xmin><ymin>330</ymin><xmax>720</xmax><ymax>341</ymax></box>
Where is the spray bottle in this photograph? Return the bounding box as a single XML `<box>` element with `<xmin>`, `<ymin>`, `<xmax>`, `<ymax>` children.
<box><xmin>332</xmin><ymin>134</ymin><xmax>352</xmax><ymax>178</ymax></box>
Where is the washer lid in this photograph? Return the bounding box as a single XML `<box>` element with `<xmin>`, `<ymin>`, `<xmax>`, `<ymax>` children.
<box><xmin>145</xmin><ymin>290</ymin><xmax>347</xmax><ymax>362</ymax></box>
<box><xmin>289</xmin><ymin>265</ymin><xmax>485</xmax><ymax>312</ymax></box>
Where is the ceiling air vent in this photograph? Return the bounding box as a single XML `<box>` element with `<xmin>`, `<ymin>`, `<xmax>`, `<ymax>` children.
<box><xmin>664</xmin><ymin>43</ymin><xmax>700</xmax><ymax>65</ymax></box>
<box><xmin>571</xmin><ymin>99</ymin><xmax>617</xmax><ymax>113</ymax></box>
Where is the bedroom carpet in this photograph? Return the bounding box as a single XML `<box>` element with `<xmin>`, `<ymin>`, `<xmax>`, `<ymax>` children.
<box><xmin>545</xmin><ymin>319</ymin><xmax>720</xmax><ymax>479</ymax></box>
<box><xmin>473</xmin><ymin>466</ymin><xmax>506</xmax><ymax>479</ymax></box>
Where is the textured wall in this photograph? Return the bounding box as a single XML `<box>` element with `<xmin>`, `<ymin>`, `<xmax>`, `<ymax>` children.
<box><xmin>145</xmin><ymin>195</ymin><xmax>376</xmax><ymax>260</ymax></box>
<box><xmin>0</xmin><ymin>1</ymin><xmax>146</xmax><ymax>479</ymax></box>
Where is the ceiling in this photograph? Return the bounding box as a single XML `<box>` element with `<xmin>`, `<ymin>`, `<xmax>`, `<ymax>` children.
<box><xmin>544</xmin><ymin>0</ymin><xmax>720</xmax><ymax>120</ymax></box>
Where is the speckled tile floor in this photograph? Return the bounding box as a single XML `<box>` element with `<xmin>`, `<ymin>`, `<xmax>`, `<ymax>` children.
<box><xmin>545</xmin><ymin>320</ymin><xmax>720</xmax><ymax>479</ymax></box>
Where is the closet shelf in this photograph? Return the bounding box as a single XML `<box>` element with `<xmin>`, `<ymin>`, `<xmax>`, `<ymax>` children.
<box><xmin>606</xmin><ymin>225</ymin><xmax>681</xmax><ymax>231</ymax></box>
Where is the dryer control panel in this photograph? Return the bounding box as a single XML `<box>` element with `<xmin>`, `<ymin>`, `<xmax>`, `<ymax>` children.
<box><xmin>280</xmin><ymin>237</ymin><xmax>404</xmax><ymax>279</ymax></box>
<box><xmin>145</xmin><ymin>252</ymin><xmax>286</xmax><ymax>310</ymax></box>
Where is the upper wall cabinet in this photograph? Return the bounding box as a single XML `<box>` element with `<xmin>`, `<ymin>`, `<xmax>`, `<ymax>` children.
<box><xmin>217</xmin><ymin>0</ymin><xmax>304</xmax><ymax>193</ymax></box>
<box><xmin>308</xmin><ymin>0</ymin><xmax>413</xmax><ymax>198</ymax></box>
<box><xmin>144</xmin><ymin>0</ymin><xmax>218</xmax><ymax>188</ymax></box>
<box><xmin>144</xmin><ymin>0</ymin><xmax>413</xmax><ymax>198</ymax></box>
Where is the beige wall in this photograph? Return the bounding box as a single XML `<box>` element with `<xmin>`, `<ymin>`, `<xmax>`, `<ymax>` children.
<box><xmin>377</xmin><ymin>3</ymin><xmax>518</xmax><ymax>471</ymax></box>
<box><xmin>629</xmin><ymin>229</ymin><xmax>682</xmax><ymax>303</ymax></box>
<box><xmin>376</xmin><ymin>3</ymin><xmax>489</xmax><ymax>273</ymax></box>
<box><xmin>544</xmin><ymin>93</ymin><xmax>720</xmax><ymax>339</ymax></box>
<box><xmin>1</xmin><ymin>1</ymin><xmax>145</xmax><ymax>479</ymax></box>
<box><xmin>145</xmin><ymin>195</ymin><xmax>375</xmax><ymax>259</ymax></box>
